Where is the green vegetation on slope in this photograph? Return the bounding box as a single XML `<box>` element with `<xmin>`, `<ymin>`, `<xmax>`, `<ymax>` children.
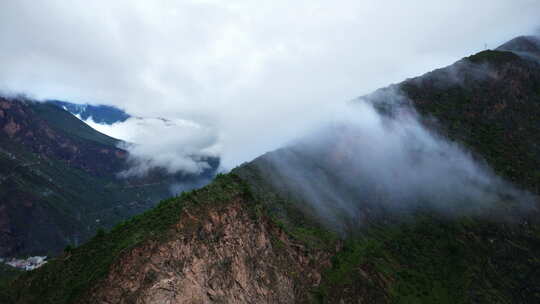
<box><xmin>233</xmin><ymin>163</ymin><xmax>341</xmax><ymax>251</ymax></box>
<box><xmin>309</xmin><ymin>49</ymin><xmax>540</xmax><ymax>303</ymax></box>
<box><xmin>315</xmin><ymin>215</ymin><xmax>540</xmax><ymax>303</ymax></box>
<box><xmin>0</xmin><ymin>138</ymin><xmax>168</xmax><ymax>256</ymax></box>
<box><xmin>0</xmin><ymin>264</ymin><xmax>22</xmax><ymax>290</ymax></box>
<box><xmin>31</xmin><ymin>102</ymin><xmax>120</xmax><ymax>147</ymax></box>
<box><xmin>400</xmin><ymin>50</ymin><xmax>540</xmax><ymax>193</ymax></box>
<box><xmin>238</xmin><ymin>48</ymin><xmax>540</xmax><ymax>303</ymax></box>
<box><xmin>236</xmin><ymin>155</ymin><xmax>540</xmax><ymax>303</ymax></box>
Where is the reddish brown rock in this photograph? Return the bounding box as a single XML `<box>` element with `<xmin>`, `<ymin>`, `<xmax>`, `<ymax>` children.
<box><xmin>3</xmin><ymin>118</ymin><xmax>20</xmax><ymax>137</ymax></box>
<box><xmin>82</xmin><ymin>200</ymin><xmax>332</xmax><ymax>304</ymax></box>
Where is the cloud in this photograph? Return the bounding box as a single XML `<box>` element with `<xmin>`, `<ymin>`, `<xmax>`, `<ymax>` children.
<box><xmin>251</xmin><ymin>93</ymin><xmax>536</xmax><ymax>232</ymax></box>
<box><xmin>82</xmin><ymin>115</ymin><xmax>219</xmax><ymax>176</ymax></box>
<box><xmin>0</xmin><ymin>1</ymin><xmax>539</xmax><ymax>169</ymax></box>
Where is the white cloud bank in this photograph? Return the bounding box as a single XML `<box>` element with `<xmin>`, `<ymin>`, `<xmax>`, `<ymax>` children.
<box><xmin>254</xmin><ymin>95</ymin><xmax>537</xmax><ymax>232</ymax></box>
<box><xmin>0</xmin><ymin>1</ymin><xmax>539</xmax><ymax>169</ymax></box>
<box><xmin>82</xmin><ymin>116</ymin><xmax>219</xmax><ymax>176</ymax></box>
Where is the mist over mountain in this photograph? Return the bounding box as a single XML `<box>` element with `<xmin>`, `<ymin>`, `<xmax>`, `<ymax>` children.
<box><xmin>235</xmin><ymin>37</ymin><xmax>540</xmax><ymax>235</ymax></box>
<box><xmin>46</xmin><ymin>99</ymin><xmax>221</xmax><ymax>178</ymax></box>
<box><xmin>85</xmin><ymin>116</ymin><xmax>220</xmax><ymax>178</ymax></box>
<box><xmin>1</xmin><ymin>1</ymin><xmax>540</xmax><ymax>303</ymax></box>
<box><xmin>243</xmin><ymin>97</ymin><xmax>535</xmax><ymax>233</ymax></box>
<box><xmin>3</xmin><ymin>35</ymin><xmax>539</xmax><ymax>303</ymax></box>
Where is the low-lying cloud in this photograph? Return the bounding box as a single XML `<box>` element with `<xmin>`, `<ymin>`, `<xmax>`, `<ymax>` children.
<box><xmin>82</xmin><ymin>115</ymin><xmax>219</xmax><ymax>177</ymax></box>
<box><xmin>254</xmin><ymin>91</ymin><xmax>536</xmax><ymax>232</ymax></box>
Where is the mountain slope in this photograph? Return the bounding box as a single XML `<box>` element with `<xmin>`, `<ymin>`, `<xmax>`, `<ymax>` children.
<box><xmin>397</xmin><ymin>48</ymin><xmax>540</xmax><ymax>193</ymax></box>
<box><xmin>232</xmin><ymin>43</ymin><xmax>540</xmax><ymax>303</ymax></box>
<box><xmin>0</xmin><ymin>98</ymin><xmax>218</xmax><ymax>258</ymax></box>
<box><xmin>311</xmin><ymin>37</ymin><xmax>540</xmax><ymax>303</ymax></box>
<box><xmin>3</xmin><ymin>36</ymin><xmax>540</xmax><ymax>303</ymax></box>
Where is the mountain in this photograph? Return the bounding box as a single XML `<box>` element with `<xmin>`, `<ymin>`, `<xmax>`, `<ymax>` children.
<box><xmin>0</xmin><ymin>98</ymin><xmax>218</xmax><ymax>259</ymax></box>
<box><xmin>3</xmin><ymin>35</ymin><xmax>540</xmax><ymax>303</ymax></box>
<box><xmin>46</xmin><ymin>100</ymin><xmax>130</xmax><ymax>124</ymax></box>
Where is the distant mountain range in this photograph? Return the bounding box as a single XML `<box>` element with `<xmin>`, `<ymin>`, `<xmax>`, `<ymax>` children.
<box><xmin>46</xmin><ymin>100</ymin><xmax>130</xmax><ymax>124</ymax></box>
<box><xmin>3</xmin><ymin>35</ymin><xmax>540</xmax><ymax>304</ymax></box>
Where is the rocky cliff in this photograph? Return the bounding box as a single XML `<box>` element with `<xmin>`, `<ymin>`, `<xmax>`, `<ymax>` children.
<box><xmin>84</xmin><ymin>199</ymin><xmax>331</xmax><ymax>303</ymax></box>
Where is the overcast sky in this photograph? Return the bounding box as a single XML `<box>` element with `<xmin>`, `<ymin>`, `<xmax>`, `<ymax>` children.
<box><xmin>1</xmin><ymin>1</ymin><xmax>539</xmax><ymax>170</ymax></box>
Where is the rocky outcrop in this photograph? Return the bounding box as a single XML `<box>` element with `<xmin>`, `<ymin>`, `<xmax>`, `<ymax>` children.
<box><xmin>82</xmin><ymin>200</ymin><xmax>332</xmax><ymax>304</ymax></box>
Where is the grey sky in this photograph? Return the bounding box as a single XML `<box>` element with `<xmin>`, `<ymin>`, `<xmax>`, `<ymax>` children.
<box><xmin>1</xmin><ymin>1</ymin><xmax>539</xmax><ymax>170</ymax></box>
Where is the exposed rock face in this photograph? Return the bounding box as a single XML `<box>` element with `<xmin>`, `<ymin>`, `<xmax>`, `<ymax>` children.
<box><xmin>3</xmin><ymin>118</ymin><xmax>20</xmax><ymax>138</ymax></box>
<box><xmin>83</xmin><ymin>200</ymin><xmax>331</xmax><ymax>304</ymax></box>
